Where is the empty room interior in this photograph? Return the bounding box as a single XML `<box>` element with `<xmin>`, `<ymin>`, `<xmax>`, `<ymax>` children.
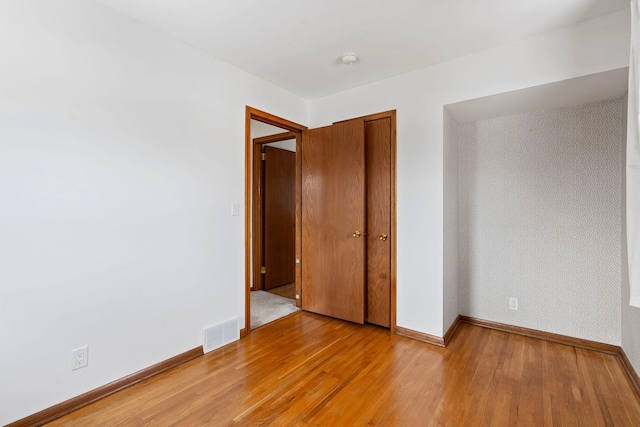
<box><xmin>2</xmin><ymin>0</ymin><xmax>640</xmax><ymax>425</ymax></box>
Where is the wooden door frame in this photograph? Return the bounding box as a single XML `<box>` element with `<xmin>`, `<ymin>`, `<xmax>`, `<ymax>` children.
<box><xmin>243</xmin><ymin>107</ymin><xmax>306</xmax><ymax>337</ymax></box>
<box><xmin>334</xmin><ymin>110</ymin><xmax>398</xmax><ymax>333</ymax></box>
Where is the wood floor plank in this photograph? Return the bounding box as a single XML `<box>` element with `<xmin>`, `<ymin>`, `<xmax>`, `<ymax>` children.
<box><xmin>45</xmin><ymin>312</ymin><xmax>640</xmax><ymax>426</ymax></box>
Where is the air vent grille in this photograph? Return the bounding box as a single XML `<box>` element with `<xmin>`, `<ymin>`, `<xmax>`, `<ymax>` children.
<box><xmin>203</xmin><ymin>317</ymin><xmax>239</xmax><ymax>353</ymax></box>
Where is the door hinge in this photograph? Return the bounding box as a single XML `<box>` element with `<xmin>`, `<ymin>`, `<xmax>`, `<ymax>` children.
<box><xmin>261</xmin><ymin>266</ymin><xmax>266</xmax><ymax>274</ymax></box>
<box><xmin>261</xmin><ymin>153</ymin><xmax>266</xmax><ymax>161</ymax></box>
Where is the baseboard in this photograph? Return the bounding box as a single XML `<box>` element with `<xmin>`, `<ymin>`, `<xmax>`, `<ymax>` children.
<box><xmin>395</xmin><ymin>326</ymin><xmax>445</xmax><ymax>347</ymax></box>
<box><xmin>8</xmin><ymin>346</ymin><xmax>203</xmax><ymax>427</ymax></box>
<box><xmin>395</xmin><ymin>315</ymin><xmax>461</xmax><ymax>348</ymax></box>
<box><xmin>459</xmin><ymin>316</ymin><xmax>619</xmax><ymax>355</ymax></box>
<box><xmin>619</xmin><ymin>348</ymin><xmax>640</xmax><ymax>398</ymax></box>
<box><xmin>443</xmin><ymin>315</ymin><xmax>461</xmax><ymax>346</ymax></box>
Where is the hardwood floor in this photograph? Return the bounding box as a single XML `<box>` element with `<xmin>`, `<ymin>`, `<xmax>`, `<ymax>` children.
<box><xmin>46</xmin><ymin>312</ymin><xmax>640</xmax><ymax>426</ymax></box>
<box><xmin>266</xmin><ymin>282</ymin><xmax>295</xmax><ymax>300</ymax></box>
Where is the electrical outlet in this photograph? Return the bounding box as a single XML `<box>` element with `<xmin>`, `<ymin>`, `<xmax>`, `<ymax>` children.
<box><xmin>231</xmin><ymin>203</ymin><xmax>240</xmax><ymax>216</ymax></box>
<box><xmin>71</xmin><ymin>346</ymin><xmax>88</xmax><ymax>371</ymax></box>
<box><xmin>509</xmin><ymin>297</ymin><xmax>518</xmax><ymax>311</ymax></box>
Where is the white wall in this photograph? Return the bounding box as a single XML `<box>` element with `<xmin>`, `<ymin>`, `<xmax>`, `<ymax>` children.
<box><xmin>458</xmin><ymin>98</ymin><xmax>624</xmax><ymax>344</ymax></box>
<box><xmin>309</xmin><ymin>9</ymin><xmax>630</xmax><ymax>336</ymax></box>
<box><xmin>442</xmin><ymin>109</ymin><xmax>459</xmax><ymax>331</ymax></box>
<box><xmin>621</xmin><ymin>92</ymin><xmax>640</xmax><ymax>372</ymax></box>
<box><xmin>0</xmin><ymin>1</ymin><xmax>308</xmax><ymax>424</ymax></box>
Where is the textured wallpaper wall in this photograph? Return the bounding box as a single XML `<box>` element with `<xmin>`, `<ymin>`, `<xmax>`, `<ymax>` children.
<box><xmin>458</xmin><ymin>98</ymin><xmax>624</xmax><ymax>344</ymax></box>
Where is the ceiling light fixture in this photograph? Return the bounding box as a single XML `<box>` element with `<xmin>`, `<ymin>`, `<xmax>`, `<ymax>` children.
<box><xmin>341</xmin><ymin>52</ymin><xmax>358</xmax><ymax>65</ymax></box>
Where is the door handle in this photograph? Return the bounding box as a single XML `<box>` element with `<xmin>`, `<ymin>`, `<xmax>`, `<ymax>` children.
<box><xmin>352</xmin><ymin>231</ymin><xmax>362</xmax><ymax>238</ymax></box>
<box><xmin>379</xmin><ymin>233</ymin><xmax>387</xmax><ymax>241</ymax></box>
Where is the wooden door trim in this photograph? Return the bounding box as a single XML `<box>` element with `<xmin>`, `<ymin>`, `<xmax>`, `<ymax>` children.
<box><xmin>294</xmin><ymin>133</ymin><xmax>302</xmax><ymax>308</ymax></box>
<box><xmin>334</xmin><ymin>110</ymin><xmax>397</xmax><ymax>333</ymax></box>
<box><xmin>254</xmin><ymin>131</ymin><xmax>297</xmax><ymax>145</ymax></box>
<box><xmin>333</xmin><ymin>110</ymin><xmax>396</xmax><ymax>125</ymax></box>
<box><xmin>244</xmin><ymin>107</ymin><xmax>306</xmax><ymax>337</ymax></box>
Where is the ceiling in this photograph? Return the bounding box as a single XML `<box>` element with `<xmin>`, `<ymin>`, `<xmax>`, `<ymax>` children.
<box><xmin>97</xmin><ymin>0</ymin><xmax>629</xmax><ymax>100</ymax></box>
<box><xmin>446</xmin><ymin>68</ymin><xmax>629</xmax><ymax>123</ymax></box>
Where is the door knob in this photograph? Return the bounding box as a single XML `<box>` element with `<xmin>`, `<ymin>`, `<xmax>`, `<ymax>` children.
<box><xmin>379</xmin><ymin>233</ymin><xmax>387</xmax><ymax>241</ymax></box>
<box><xmin>353</xmin><ymin>231</ymin><xmax>362</xmax><ymax>238</ymax></box>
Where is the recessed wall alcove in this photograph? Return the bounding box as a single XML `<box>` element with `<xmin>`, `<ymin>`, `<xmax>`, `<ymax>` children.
<box><xmin>443</xmin><ymin>68</ymin><xmax>634</xmax><ymax>349</ymax></box>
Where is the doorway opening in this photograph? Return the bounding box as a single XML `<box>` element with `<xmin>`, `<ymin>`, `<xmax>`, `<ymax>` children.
<box><xmin>243</xmin><ymin>107</ymin><xmax>306</xmax><ymax>336</ymax></box>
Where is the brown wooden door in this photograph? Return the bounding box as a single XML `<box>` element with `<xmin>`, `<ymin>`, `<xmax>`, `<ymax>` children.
<box><xmin>263</xmin><ymin>146</ymin><xmax>296</xmax><ymax>290</ymax></box>
<box><xmin>365</xmin><ymin>118</ymin><xmax>392</xmax><ymax>327</ymax></box>
<box><xmin>301</xmin><ymin>120</ymin><xmax>366</xmax><ymax>324</ymax></box>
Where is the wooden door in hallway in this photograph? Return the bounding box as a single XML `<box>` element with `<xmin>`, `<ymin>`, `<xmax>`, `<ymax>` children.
<box><xmin>301</xmin><ymin>120</ymin><xmax>367</xmax><ymax>324</ymax></box>
<box><xmin>263</xmin><ymin>146</ymin><xmax>296</xmax><ymax>290</ymax></box>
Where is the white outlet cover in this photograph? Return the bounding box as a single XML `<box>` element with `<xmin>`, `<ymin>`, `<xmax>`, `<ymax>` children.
<box><xmin>509</xmin><ymin>297</ymin><xmax>518</xmax><ymax>311</ymax></box>
<box><xmin>71</xmin><ymin>346</ymin><xmax>89</xmax><ymax>371</ymax></box>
